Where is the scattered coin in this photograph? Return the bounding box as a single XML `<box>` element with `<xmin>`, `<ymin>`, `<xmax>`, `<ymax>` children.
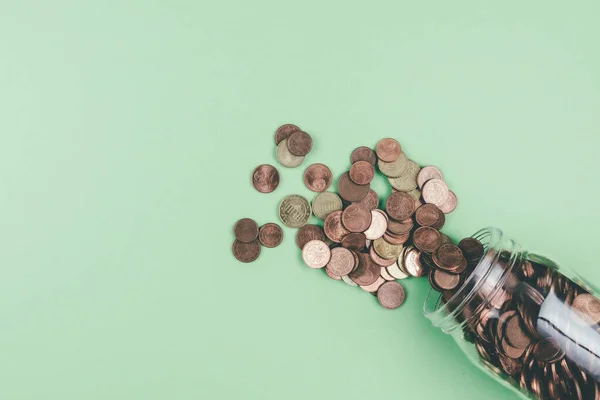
<box><xmin>276</xmin><ymin>139</ymin><xmax>305</xmax><ymax>168</ymax></box>
<box><xmin>234</xmin><ymin>218</ymin><xmax>259</xmax><ymax>243</ymax></box>
<box><xmin>312</xmin><ymin>191</ymin><xmax>343</xmax><ymax>220</ymax></box>
<box><xmin>341</xmin><ymin>232</ymin><xmax>367</xmax><ymax>251</ymax></box>
<box><xmin>232</xmin><ymin>239</ymin><xmax>261</xmax><ymax>263</ymax></box>
<box><xmin>373</xmin><ymin>237</ymin><xmax>404</xmax><ymax>260</ymax></box>
<box><xmin>252</xmin><ymin>164</ymin><xmax>280</xmax><ymax>193</ymax></box>
<box><xmin>388</xmin><ymin>160</ymin><xmax>420</xmax><ymax>192</ymax></box>
<box><xmin>349</xmin><ymin>161</ymin><xmax>375</xmax><ymax>185</ymax></box>
<box><xmin>341</xmin><ymin>275</ymin><xmax>358</xmax><ymax>287</ymax></box>
<box><xmin>325</xmin><ymin>267</ymin><xmax>342</xmax><ymax>281</ymax></box>
<box><xmin>417</xmin><ymin>166</ymin><xmax>443</xmax><ymax>188</ymax></box>
<box><xmin>258</xmin><ymin>223</ymin><xmax>284</xmax><ymax>248</ymax></box>
<box><xmin>323</xmin><ymin>210</ymin><xmax>351</xmax><ymax>243</ymax></box>
<box><xmin>302</xmin><ymin>240</ymin><xmax>331</xmax><ymax>269</ymax></box>
<box><xmin>341</xmin><ymin>204</ymin><xmax>372</xmax><ymax>233</ymax></box>
<box><xmin>439</xmin><ymin>190</ymin><xmax>458</xmax><ymax>214</ymax></box>
<box><xmin>278</xmin><ymin>195</ymin><xmax>311</xmax><ymax>228</ymax></box>
<box><xmin>377</xmin><ymin>281</ymin><xmax>406</xmax><ymax>309</ymax></box>
<box><xmin>413</xmin><ymin>226</ymin><xmax>442</xmax><ymax>253</ymax></box>
<box><xmin>415</xmin><ymin>203</ymin><xmax>445</xmax><ymax>230</ymax></box>
<box><xmin>349</xmin><ymin>252</ymin><xmax>381</xmax><ymax>286</ymax></box>
<box><xmin>304</xmin><ymin>163</ymin><xmax>333</xmax><ymax>192</ymax></box>
<box><xmin>363</xmin><ymin>209</ymin><xmax>388</xmax><ymax>240</ymax></box>
<box><xmin>377</xmin><ymin>152</ymin><xmax>409</xmax><ymax>177</ymax></box>
<box><xmin>387</xmin><ymin>218</ymin><xmax>413</xmax><ymax>235</ymax></box>
<box><xmin>351</xmin><ymin>189</ymin><xmax>379</xmax><ymax>210</ymax></box>
<box><xmin>385</xmin><ymin>192</ymin><xmax>415</xmax><ymax>221</ymax></box>
<box><xmin>296</xmin><ymin>224</ymin><xmax>326</xmax><ymax>249</ymax></box>
<box><xmin>380</xmin><ymin>267</ymin><xmax>396</xmax><ymax>281</ymax></box>
<box><xmin>375</xmin><ymin>138</ymin><xmax>402</xmax><ymax>162</ymax></box>
<box><xmin>422</xmin><ymin>178</ymin><xmax>449</xmax><ymax>207</ymax></box>
<box><xmin>337</xmin><ymin>172</ymin><xmax>370</xmax><ymax>202</ymax></box>
<box><xmin>287</xmin><ymin>130</ymin><xmax>313</xmax><ymax>156</ymax></box>
<box><xmin>351</xmin><ymin>146</ymin><xmax>377</xmax><ymax>165</ymax></box>
<box><xmin>275</xmin><ymin>123</ymin><xmax>300</xmax><ymax>145</ymax></box>
<box><xmin>369</xmin><ymin>246</ymin><xmax>398</xmax><ymax>267</ymax></box>
<box><xmin>327</xmin><ymin>247</ymin><xmax>356</xmax><ymax>276</ymax></box>
<box><xmin>360</xmin><ymin>276</ymin><xmax>386</xmax><ymax>293</ymax></box>
<box><xmin>386</xmin><ymin>261</ymin><xmax>409</xmax><ymax>280</ymax></box>
<box><xmin>404</xmin><ymin>247</ymin><xmax>425</xmax><ymax>277</ymax></box>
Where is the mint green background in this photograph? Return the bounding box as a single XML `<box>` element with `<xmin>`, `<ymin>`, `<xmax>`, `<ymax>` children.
<box><xmin>1</xmin><ymin>1</ymin><xmax>599</xmax><ymax>399</ymax></box>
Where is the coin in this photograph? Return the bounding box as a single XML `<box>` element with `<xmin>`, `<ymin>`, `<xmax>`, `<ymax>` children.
<box><xmin>377</xmin><ymin>281</ymin><xmax>406</xmax><ymax>309</ymax></box>
<box><xmin>380</xmin><ymin>267</ymin><xmax>396</xmax><ymax>281</ymax></box>
<box><xmin>327</xmin><ymin>247</ymin><xmax>356</xmax><ymax>276</ymax></box>
<box><xmin>386</xmin><ymin>261</ymin><xmax>409</xmax><ymax>280</ymax></box>
<box><xmin>373</xmin><ymin>237</ymin><xmax>404</xmax><ymax>260</ymax></box>
<box><xmin>349</xmin><ymin>252</ymin><xmax>381</xmax><ymax>286</ymax></box>
<box><xmin>360</xmin><ymin>276</ymin><xmax>386</xmax><ymax>293</ymax></box>
<box><xmin>341</xmin><ymin>204</ymin><xmax>372</xmax><ymax>233</ymax></box>
<box><xmin>364</xmin><ymin>209</ymin><xmax>388</xmax><ymax>240</ymax></box>
<box><xmin>387</xmin><ymin>218</ymin><xmax>413</xmax><ymax>235</ymax></box>
<box><xmin>296</xmin><ymin>224</ymin><xmax>326</xmax><ymax>249</ymax></box>
<box><xmin>232</xmin><ymin>239</ymin><xmax>261</xmax><ymax>263</ymax></box>
<box><xmin>435</xmin><ymin>244</ymin><xmax>466</xmax><ymax>271</ymax></box>
<box><xmin>407</xmin><ymin>188</ymin><xmax>421</xmax><ymax>201</ymax></box>
<box><xmin>287</xmin><ymin>130</ymin><xmax>313</xmax><ymax>156</ymax></box>
<box><xmin>351</xmin><ymin>146</ymin><xmax>377</xmax><ymax>165</ymax></box>
<box><xmin>341</xmin><ymin>232</ymin><xmax>367</xmax><ymax>251</ymax></box>
<box><xmin>417</xmin><ymin>166</ymin><xmax>443</xmax><ymax>188</ymax></box>
<box><xmin>533</xmin><ymin>339</ymin><xmax>564</xmax><ymax>364</ymax></box>
<box><xmin>458</xmin><ymin>238</ymin><xmax>485</xmax><ymax>262</ymax></box>
<box><xmin>325</xmin><ymin>267</ymin><xmax>342</xmax><ymax>280</ymax></box>
<box><xmin>323</xmin><ymin>210</ymin><xmax>351</xmax><ymax>243</ymax></box>
<box><xmin>349</xmin><ymin>161</ymin><xmax>375</xmax><ymax>185</ymax></box>
<box><xmin>413</xmin><ymin>226</ymin><xmax>442</xmax><ymax>253</ymax></box>
<box><xmin>387</xmin><ymin>161</ymin><xmax>420</xmax><ymax>192</ymax></box>
<box><xmin>276</xmin><ymin>139</ymin><xmax>305</xmax><ymax>168</ymax></box>
<box><xmin>351</xmin><ymin>189</ymin><xmax>379</xmax><ymax>210</ymax></box>
<box><xmin>505</xmin><ymin>315</ymin><xmax>531</xmax><ymax>349</ymax></box>
<box><xmin>312</xmin><ymin>191</ymin><xmax>343</xmax><ymax>220</ymax></box>
<box><xmin>383</xmin><ymin>231</ymin><xmax>410</xmax><ymax>246</ymax></box>
<box><xmin>369</xmin><ymin>246</ymin><xmax>397</xmax><ymax>267</ymax></box>
<box><xmin>278</xmin><ymin>195</ymin><xmax>311</xmax><ymax>228</ymax></box>
<box><xmin>341</xmin><ymin>275</ymin><xmax>358</xmax><ymax>287</ymax></box>
<box><xmin>303</xmin><ymin>163</ymin><xmax>333</xmax><ymax>192</ymax></box>
<box><xmin>377</xmin><ymin>153</ymin><xmax>409</xmax><ymax>177</ymax></box>
<box><xmin>375</xmin><ymin>138</ymin><xmax>402</xmax><ymax>162</ymax></box>
<box><xmin>234</xmin><ymin>218</ymin><xmax>259</xmax><ymax>243</ymax></box>
<box><xmin>404</xmin><ymin>247</ymin><xmax>425</xmax><ymax>277</ymax></box>
<box><xmin>439</xmin><ymin>190</ymin><xmax>458</xmax><ymax>214</ymax></box>
<box><xmin>385</xmin><ymin>192</ymin><xmax>415</xmax><ymax>221</ymax></box>
<box><xmin>415</xmin><ymin>204</ymin><xmax>445</xmax><ymax>230</ymax></box>
<box><xmin>337</xmin><ymin>172</ymin><xmax>370</xmax><ymax>202</ymax></box>
<box><xmin>252</xmin><ymin>164</ymin><xmax>280</xmax><ymax>193</ymax></box>
<box><xmin>258</xmin><ymin>223</ymin><xmax>283</xmax><ymax>248</ymax></box>
<box><xmin>422</xmin><ymin>178</ymin><xmax>449</xmax><ymax>207</ymax></box>
<box><xmin>572</xmin><ymin>293</ymin><xmax>600</xmax><ymax>323</ymax></box>
<box><xmin>274</xmin><ymin>123</ymin><xmax>300</xmax><ymax>145</ymax></box>
<box><xmin>302</xmin><ymin>240</ymin><xmax>331</xmax><ymax>269</ymax></box>
<box><xmin>433</xmin><ymin>269</ymin><xmax>460</xmax><ymax>290</ymax></box>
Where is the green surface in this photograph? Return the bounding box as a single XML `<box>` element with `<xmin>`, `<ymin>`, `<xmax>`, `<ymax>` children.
<box><xmin>1</xmin><ymin>1</ymin><xmax>599</xmax><ymax>399</ymax></box>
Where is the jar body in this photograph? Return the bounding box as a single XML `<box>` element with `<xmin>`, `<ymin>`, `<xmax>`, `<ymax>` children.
<box><xmin>425</xmin><ymin>228</ymin><xmax>600</xmax><ymax>400</ymax></box>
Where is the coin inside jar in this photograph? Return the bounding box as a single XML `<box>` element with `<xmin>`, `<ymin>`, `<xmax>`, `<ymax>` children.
<box><xmin>303</xmin><ymin>163</ymin><xmax>333</xmax><ymax>192</ymax></box>
<box><xmin>433</xmin><ymin>269</ymin><xmax>460</xmax><ymax>290</ymax></box>
<box><xmin>287</xmin><ymin>130</ymin><xmax>313</xmax><ymax>156</ymax></box>
<box><xmin>350</xmin><ymin>146</ymin><xmax>377</xmax><ymax>165</ymax></box>
<box><xmin>252</xmin><ymin>164</ymin><xmax>280</xmax><ymax>193</ymax></box>
<box><xmin>435</xmin><ymin>244</ymin><xmax>466</xmax><ymax>271</ymax></box>
<box><xmin>234</xmin><ymin>218</ymin><xmax>259</xmax><ymax>243</ymax></box>
<box><xmin>375</xmin><ymin>138</ymin><xmax>402</xmax><ymax>162</ymax></box>
<box><xmin>349</xmin><ymin>161</ymin><xmax>375</xmax><ymax>185</ymax></box>
<box><xmin>258</xmin><ymin>223</ymin><xmax>284</xmax><ymax>248</ymax></box>
<box><xmin>377</xmin><ymin>281</ymin><xmax>406</xmax><ymax>309</ymax></box>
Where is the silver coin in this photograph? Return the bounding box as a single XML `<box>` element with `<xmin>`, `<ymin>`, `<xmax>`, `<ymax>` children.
<box><xmin>388</xmin><ymin>161</ymin><xmax>420</xmax><ymax>191</ymax></box>
<box><xmin>276</xmin><ymin>138</ymin><xmax>305</xmax><ymax>168</ymax></box>
<box><xmin>311</xmin><ymin>191</ymin><xmax>343</xmax><ymax>220</ymax></box>
<box><xmin>377</xmin><ymin>152</ymin><xmax>408</xmax><ymax>177</ymax></box>
<box><xmin>278</xmin><ymin>194</ymin><xmax>311</xmax><ymax>228</ymax></box>
<box><xmin>417</xmin><ymin>166</ymin><xmax>443</xmax><ymax>188</ymax></box>
<box><xmin>422</xmin><ymin>178</ymin><xmax>449</xmax><ymax>207</ymax></box>
<box><xmin>407</xmin><ymin>188</ymin><xmax>421</xmax><ymax>201</ymax></box>
<box><xmin>363</xmin><ymin>209</ymin><xmax>388</xmax><ymax>240</ymax></box>
<box><xmin>386</xmin><ymin>261</ymin><xmax>409</xmax><ymax>280</ymax></box>
<box><xmin>404</xmin><ymin>247</ymin><xmax>425</xmax><ymax>277</ymax></box>
<box><xmin>341</xmin><ymin>275</ymin><xmax>358</xmax><ymax>287</ymax></box>
<box><xmin>380</xmin><ymin>266</ymin><xmax>397</xmax><ymax>281</ymax></box>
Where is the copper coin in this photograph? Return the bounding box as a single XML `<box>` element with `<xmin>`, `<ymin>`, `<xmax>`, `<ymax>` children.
<box><xmin>287</xmin><ymin>130</ymin><xmax>313</xmax><ymax>156</ymax></box>
<box><xmin>413</xmin><ymin>226</ymin><xmax>442</xmax><ymax>253</ymax></box>
<box><xmin>351</xmin><ymin>189</ymin><xmax>379</xmax><ymax>210</ymax></box>
<box><xmin>439</xmin><ymin>190</ymin><xmax>458</xmax><ymax>214</ymax></box>
<box><xmin>327</xmin><ymin>247</ymin><xmax>356</xmax><ymax>276</ymax></box>
<box><xmin>323</xmin><ymin>210</ymin><xmax>351</xmax><ymax>243</ymax></box>
<box><xmin>433</xmin><ymin>269</ymin><xmax>460</xmax><ymax>290</ymax></box>
<box><xmin>341</xmin><ymin>232</ymin><xmax>367</xmax><ymax>251</ymax></box>
<box><xmin>303</xmin><ymin>163</ymin><xmax>333</xmax><ymax>192</ymax></box>
<box><xmin>349</xmin><ymin>161</ymin><xmax>375</xmax><ymax>185</ymax></box>
<box><xmin>258</xmin><ymin>223</ymin><xmax>283</xmax><ymax>248</ymax></box>
<box><xmin>296</xmin><ymin>224</ymin><xmax>326</xmax><ymax>249</ymax></box>
<box><xmin>415</xmin><ymin>203</ymin><xmax>445</xmax><ymax>230</ymax></box>
<box><xmin>501</xmin><ymin>337</ymin><xmax>525</xmax><ymax>359</ymax></box>
<box><xmin>337</xmin><ymin>172</ymin><xmax>370</xmax><ymax>202</ymax></box>
<box><xmin>435</xmin><ymin>244</ymin><xmax>466</xmax><ymax>271</ymax></box>
<box><xmin>341</xmin><ymin>204</ymin><xmax>372</xmax><ymax>233</ymax></box>
<box><xmin>377</xmin><ymin>281</ymin><xmax>406</xmax><ymax>309</ymax></box>
<box><xmin>458</xmin><ymin>238</ymin><xmax>485</xmax><ymax>261</ymax></box>
<box><xmin>533</xmin><ymin>338</ymin><xmax>564</xmax><ymax>364</ymax></box>
<box><xmin>302</xmin><ymin>240</ymin><xmax>331</xmax><ymax>269</ymax></box>
<box><xmin>369</xmin><ymin>246</ymin><xmax>397</xmax><ymax>267</ymax></box>
<box><xmin>252</xmin><ymin>164</ymin><xmax>280</xmax><ymax>193</ymax></box>
<box><xmin>375</xmin><ymin>138</ymin><xmax>402</xmax><ymax>163</ymax></box>
<box><xmin>274</xmin><ymin>123</ymin><xmax>300</xmax><ymax>145</ymax></box>
<box><xmin>422</xmin><ymin>178</ymin><xmax>449</xmax><ymax>207</ymax></box>
<box><xmin>325</xmin><ymin>267</ymin><xmax>342</xmax><ymax>281</ymax></box>
<box><xmin>380</xmin><ymin>267</ymin><xmax>396</xmax><ymax>281</ymax></box>
<box><xmin>440</xmin><ymin>234</ymin><xmax>453</xmax><ymax>245</ymax></box>
<box><xmin>387</xmin><ymin>218</ymin><xmax>413</xmax><ymax>235</ymax></box>
<box><xmin>383</xmin><ymin>231</ymin><xmax>410</xmax><ymax>246</ymax></box>
<box><xmin>360</xmin><ymin>276</ymin><xmax>386</xmax><ymax>293</ymax></box>
<box><xmin>232</xmin><ymin>239</ymin><xmax>261</xmax><ymax>263</ymax></box>
<box><xmin>498</xmin><ymin>354</ymin><xmax>522</xmax><ymax>377</ymax></box>
<box><xmin>349</xmin><ymin>252</ymin><xmax>381</xmax><ymax>286</ymax></box>
<box><xmin>385</xmin><ymin>192</ymin><xmax>415</xmax><ymax>221</ymax></box>
<box><xmin>572</xmin><ymin>293</ymin><xmax>600</xmax><ymax>323</ymax></box>
<box><xmin>416</xmin><ymin>166</ymin><xmax>443</xmax><ymax>188</ymax></box>
<box><xmin>363</xmin><ymin>209</ymin><xmax>388</xmax><ymax>240</ymax></box>
<box><xmin>351</xmin><ymin>146</ymin><xmax>377</xmax><ymax>165</ymax></box>
<box><xmin>234</xmin><ymin>218</ymin><xmax>259</xmax><ymax>243</ymax></box>
<box><xmin>505</xmin><ymin>315</ymin><xmax>531</xmax><ymax>349</ymax></box>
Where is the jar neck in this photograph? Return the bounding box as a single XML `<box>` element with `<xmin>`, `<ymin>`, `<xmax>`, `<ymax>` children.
<box><xmin>424</xmin><ymin>227</ymin><xmax>525</xmax><ymax>334</ymax></box>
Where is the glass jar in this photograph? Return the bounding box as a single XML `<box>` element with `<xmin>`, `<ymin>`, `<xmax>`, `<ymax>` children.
<box><xmin>425</xmin><ymin>227</ymin><xmax>600</xmax><ymax>400</ymax></box>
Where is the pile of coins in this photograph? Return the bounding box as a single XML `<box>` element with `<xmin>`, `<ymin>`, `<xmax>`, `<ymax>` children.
<box><xmin>232</xmin><ymin>218</ymin><xmax>283</xmax><ymax>263</ymax></box>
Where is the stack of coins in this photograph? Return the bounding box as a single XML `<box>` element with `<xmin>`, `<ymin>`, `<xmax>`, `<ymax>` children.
<box><xmin>275</xmin><ymin>124</ymin><xmax>313</xmax><ymax>168</ymax></box>
<box><xmin>232</xmin><ymin>218</ymin><xmax>283</xmax><ymax>263</ymax></box>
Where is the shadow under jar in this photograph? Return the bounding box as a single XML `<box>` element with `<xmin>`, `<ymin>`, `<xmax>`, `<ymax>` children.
<box><xmin>425</xmin><ymin>227</ymin><xmax>600</xmax><ymax>400</ymax></box>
